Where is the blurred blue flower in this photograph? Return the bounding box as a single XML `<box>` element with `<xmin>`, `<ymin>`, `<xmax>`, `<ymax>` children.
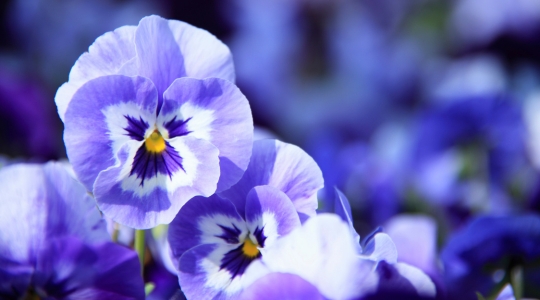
<box><xmin>0</xmin><ymin>162</ymin><xmax>144</xmax><ymax>299</ymax></box>
<box><xmin>410</xmin><ymin>95</ymin><xmax>532</xmax><ymax>216</ymax></box>
<box><xmin>441</xmin><ymin>214</ymin><xmax>540</xmax><ymax>299</ymax></box>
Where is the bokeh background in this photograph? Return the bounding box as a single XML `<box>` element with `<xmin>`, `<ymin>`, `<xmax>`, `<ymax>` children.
<box><xmin>2</xmin><ymin>0</ymin><xmax>540</xmax><ymax>298</ymax></box>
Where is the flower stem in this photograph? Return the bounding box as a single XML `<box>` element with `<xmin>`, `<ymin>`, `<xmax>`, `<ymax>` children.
<box><xmin>511</xmin><ymin>266</ymin><xmax>523</xmax><ymax>299</ymax></box>
<box><xmin>135</xmin><ymin>229</ymin><xmax>145</xmax><ymax>275</ymax></box>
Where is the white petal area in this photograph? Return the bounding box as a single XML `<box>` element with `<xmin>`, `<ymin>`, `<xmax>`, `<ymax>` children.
<box><xmin>198</xmin><ymin>213</ymin><xmax>249</xmax><ymax>245</ymax></box>
<box><xmin>102</xmin><ymin>101</ymin><xmax>157</xmax><ymax>160</ymax></box>
<box><xmin>117</xmin><ymin>136</ymin><xmax>219</xmax><ymax>198</ymax></box>
<box><xmin>394</xmin><ymin>262</ymin><xmax>437</xmax><ymax>297</ymax></box>
<box><xmin>260</xmin><ymin>214</ymin><xmax>375</xmax><ymax>299</ymax></box>
<box><xmin>247</xmin><ymin>211</ymin><xmax>280</xmax><ymax>248</ymax></box>
<box><xmin>55</xmin><ymin>26</ymin><xmax>136</xmax><ymax>120</ymax></box>
<box><xmin>157</xmin><ymin>101</ymin><xmax>215</xmax><ymax>141</ymax></box>
<box><xmin>168</xmin><ymin>19</ymin><xmax>235</xmax><ymax>82</ymax></box>
<box><xmin>361</xmin><ymin>232</ymin><xmax>398</xmax><ymax>264</ymax></box>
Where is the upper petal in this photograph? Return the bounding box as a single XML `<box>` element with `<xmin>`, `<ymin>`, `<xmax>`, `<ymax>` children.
<box><xmin>219</xmin><ymin>139</ymin><xmax>323</xmax><ymax>221</ymax></box>
<box><xmin>55</xmin><ymin>25</ymin><xmax>137</xmax><ymax>121</ymax></box>
<box><xmin>63</xmin><ymin>75</ymin><xmax>158</xmax><ymax>192</ymax></box>
<box><xmin>167</xmin><ymin>19</ymin><xmax>235</xmax><ymax>83</ymax></box>
<box><xmin>134</xmin><ymin>15</ymin><xmax>186</xmax><ymax>109</ymax></box>
<box><xmin>162</xmin><ymin>77</ymin><xmax>253</xmax><ymax>193</ymax></box>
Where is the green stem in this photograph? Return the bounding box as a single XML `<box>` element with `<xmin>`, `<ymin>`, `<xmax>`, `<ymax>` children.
<box><xmin>135</xmin><ymin>229</ymin><xmax>145</xmax><ymax>275</ymax></box>
<box><xmin>511</xmin><ymin>266</ymin><xmax>523</xmax><ymax>300</ymax></box>
<box><xmin>111</xmin><ymin>222</ymin><xmax>119</xmax><ymax>243</ymax></box>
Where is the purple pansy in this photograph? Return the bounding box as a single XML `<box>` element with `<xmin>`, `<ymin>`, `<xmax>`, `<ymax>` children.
<box><xmin>0</xmin><ymin>162</ymin><xmax>144</xmax><ymax>299</ymax></box>
<box><xmin>168</xmin><ymin>139</ymin><xmax>323</xmax><ymax>299</ymax></box>
<box><xmin>57</xmin><ymin>15</ymin><xmax>253</xmax><ymax>229</ymax></box>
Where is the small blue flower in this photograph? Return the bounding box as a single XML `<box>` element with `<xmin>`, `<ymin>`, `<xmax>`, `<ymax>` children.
<box><xmin>168</xmin><ymin>139</ymin><xmax>324</xmax><ymax>299</ymax></box>
<box><xmin>57</xmin><ymin>15</ymin><xmax>253</xmax><ymax>229</ymax></box>
<box><xmin>0</xmin><ymin>162</ymin><xmax>144</xmax><ymax>299</ymax></box>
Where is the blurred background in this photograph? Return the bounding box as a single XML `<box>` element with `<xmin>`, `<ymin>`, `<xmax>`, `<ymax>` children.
<box><xmin>2</xmin><ymin>0</ymin><xmax>540</xmax><ymax>297</ymax></box>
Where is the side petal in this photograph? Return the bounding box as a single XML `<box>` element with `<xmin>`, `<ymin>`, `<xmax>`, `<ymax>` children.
<box><xmin>362</xmin><ymin>232</ymin><xmax>398</xmax><ymax>264</ymax></box>
<box><xmin>168</xmin><ymin>19</ymin><xmax>235</xmax><ymax>82</ymax></box>
<box><xmin>219</xmin><ymin>140</ymin><xmax>323</xmax><ymax>221</ymax></box>
<box><xmin>55</xmin><ymin>26</ymin><xmax>137</xmax><ymax>121</ymax></box>
<box><xmin>161</xmin><ymin>77</ymin><xmax>253</xmax><ymax>193</ymax></box>
<box><xmin>93</xmin><ymin>136</ymin><xmax>220</xmax><ymax>229</ymax></box>
<box><xmin>64</xmin><ymin>75</ymin><xmax>158</xmax><ymax>192</ymax></box>
<box><xmin>168</xmin><ymin>194</ymin><xmax>246</xmax><ymax>261</ymax></box>
<box><xmin>135</xmin><ymin>15</ymin><xmax>186</xmax><ymax>108</ymax></box>
<box><xmin>244</xmin><ymin>186</ymin><xmax>301</xmax><ymax>248</ymax></box>
<box><xmin>238</xmin><ymin>273</ymin><xmax>325</xmax><ymax>300</ymax></box>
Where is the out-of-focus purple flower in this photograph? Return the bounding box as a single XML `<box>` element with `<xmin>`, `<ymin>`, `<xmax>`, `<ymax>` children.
<box><xmin>441</xmin><ymin>214</ymin><xmax>540</xmax><ymax>299</ymax></box>
<box><xmin>0</xmin><ymin>162</ymin><xmax>144</xmax><ymax>299</ymax></box>
<box><xmin>0</xmin><ymin>68</ymin><xmax>60</xmax><ymax>160</ymax></box>
<box><xmin>411</xmin><ymin>95</ymin><xmax>531</xmax><ymax>215</ymax></box>
<box><xmin>167</xmin><ymin>139</ymin><xmax>322</xmax><ymax>299</ymax></box>
<box><xmin>58</xmin><ymin>15</ymin><xmax>253</xmax><ymax>229</ymax></box>
<box><xmin>449</xmin><ymin>0</ymin><xmax>540</xmax><ymax>47</ymax></box>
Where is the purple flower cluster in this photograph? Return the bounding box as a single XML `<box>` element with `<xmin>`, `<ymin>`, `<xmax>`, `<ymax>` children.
<box><xmin>2</xmin><ymin>10</ymin><xmax>540</xmax><ymax>300</ymax></box>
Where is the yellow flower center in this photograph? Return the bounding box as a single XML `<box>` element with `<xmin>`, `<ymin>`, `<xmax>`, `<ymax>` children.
<box><xmin>145</xmin><ymin>130</ymin><xmax>166</xmax><ymax>153</ymax></box>
<box><xmin>242</xmin><ymin>238</ymin><xmax>260</xmax><ymax>258</ymax></box>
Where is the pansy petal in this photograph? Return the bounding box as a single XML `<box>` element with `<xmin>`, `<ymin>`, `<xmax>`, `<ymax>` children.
<box><xmin>0</xmin><ymin>163</ymin><xmax>108</xmax><ymax>265</ymax></box>
<box><xmin>169</xmin><ymin>194</ymin><xmax>246</xmax><ymax>260</ymax></box>
<box><xmin>33</xmin><ymin>236</ymin><xmax>144</xmax><ymax>299</ymax></box>
<box><xmin>219</xmin><ymin>140</ymin><xmax>323</xmax><ymax>221</ymax></box>
<box><xmin>178</xmin><ymin>243</ymin><xmax>255</xmax><ymax>300</ymax></box>
<box><xmin>238</xmin><ymin>273</ymin><xmax>325</xmax><ymax>300</ymax></box>
<box><xmin>94</xmin><ymin>136</ymin><xmax>220</xmax><ymax>229</ymax></box>
<box><xmin>334</xmin><ymin>188</ymin><xmax>361</xmax><ymax>250</ymax></box>
<box><xmin>161</xmin><ymin>77</ymin><xmax>253</xmax><ymax>192</ymax></box>
<box><xmin>55</xmin><ymin>26</ymin><xmax>137</xmax><ymax>121</ymax></box>
<box><xmin>245</xmin><ymin>185</ymin><xmax>301</xmax><ymax>248</ymax></box>
<box><xmin>362</xmin><ymin>232</ymin><xmax>398</xmax><ymax>264</ymax></box>
<box><xmin>168</xmin><ymin>19</ymin><xmax>235</xmax><ymax>82</ymax></box>
<box><xmin>260</xmin><ymin>214</ymin><xmax>375</xmax><ymax>299</ymax></box>
<box><xmin>64</xmin><ymin>75</ymin><xmax>158</xmax><ymax>192</ymax></box>
<box><xmin>135</xmin><ymin>15</ymin><xmax>185</xmax><ymax>108</ymax></box>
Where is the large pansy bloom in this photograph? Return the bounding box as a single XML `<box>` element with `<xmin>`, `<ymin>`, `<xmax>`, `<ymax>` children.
<box><xmin>58</xmin><ymin>15</ymin><xmax>253</xmax><ymax>229</ymax></box>
<box><xmin>168</xmin><ymin>139</ymin><xmax>324</xmax><ymax>299</ymax></box>
<box><xmin>0</xmin><ymin>162</ymin><xmax>144</xmax><ymax>299</ymax></box>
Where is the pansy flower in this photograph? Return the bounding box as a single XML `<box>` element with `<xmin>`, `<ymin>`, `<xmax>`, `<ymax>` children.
<box><xmin>0</xmin><ymin>162</ymin><xmax>144</xmax><ymax>299</ymax></box>
<box><xmin>57</xmin><ymin>15</ymin><xmax>253</xmax><ymax>229</ymax></box>
<box><xmin>168</xmin><ymin>139</ymin><xmax>324</xmax><ymax>299</ymax></box>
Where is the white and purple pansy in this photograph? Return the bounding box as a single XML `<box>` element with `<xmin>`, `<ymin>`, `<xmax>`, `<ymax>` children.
<box><xmin>58</xmin><ymin>16</ymin><xmax>253</xmax><ymax>229</ymax></box>
<box><xmin>168</xmin><ymin>139</ymin><xmax>324</xmax><ymax>299</ymax></box>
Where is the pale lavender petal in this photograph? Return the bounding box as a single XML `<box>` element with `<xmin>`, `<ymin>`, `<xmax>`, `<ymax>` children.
<box><xmin>260</xmin><ymin>214</ymin><xmax>375</xmax><ymax>299</ymax></box>
<box><xmin>63</xmin><ymin>75</ymin><xmax>158</xmax><ymax>192</ymax></box>
<box><xmin>168</xmin><ymin>194</ymin><xmax>245</xmax><ymax>261</ymax></box>
<box><xmin>0</xmin><ymin>163</ymin><xmax>108</xmax><ymax>266</ymax></box>
<box><xmin>362</xmin><ymin>232</ymin><xmax>398</xmax><ymax>264</ymax></box>
<box><xmin>334</xmin><ymin>188</ymin><xmax>361</xmax><ymax>250</ymax></box>
<box><xmin>55</xmin><ymin>26</ymin><xmax>136</xmax><ymax>121</ymax></box>
<box><xmin>496</xmin><ymin>284</ymin><xmax>515</xmax><ymax>300</ymax></box>
<box><xmin>93</xmin><ymin>136</ymin><xmax>220</xmax><ymax>229</ymax></box>
<box><xmin>219</xmin><ymin>140</ymin><xmax>323</xmax><ymax>221</ymax></box>
<box><xmin>393</xmin><ymin>263</ymin><xmax>437</xmax><ymax>297</ymax></box>
<box><xmin>244</xmin><ymin>186</ymin><xmax>301</xmax><ymax>248</ymax></box>
<box><xmin>238</xmin><ymin>273</ymin><xmax>324</xmax><ymax>300</ymax></box>
<box><xmin>168</xmin><ymin>19</ymin><xmax>235</xmax><ymax>82</ymax></box>
<box><xmin>135</xmin><ymin>15</ymin><xmax>185</xmax><ymax>108</ymax></box>
<box><xmin>385</xmin><ymin>215</ymin><xmax>438</xmax><ymax>275</ymax></box>
<box><xmin>161</xmin><ymin>77</ymin><xmax>253</xmax><ymax>192</ymax></box>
